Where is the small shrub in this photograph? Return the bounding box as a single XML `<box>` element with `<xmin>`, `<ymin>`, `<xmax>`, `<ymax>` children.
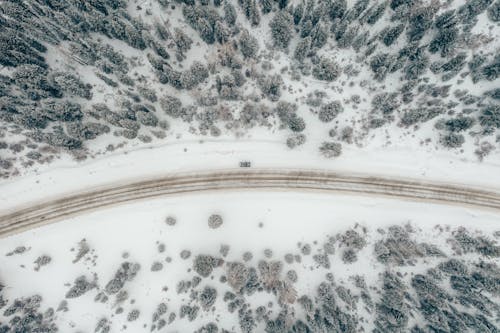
<box><xmin>318</xmin><ymin>101</ymin><xmax>343</xmax><ymax>123</ymax></box>
<box><xmin>193</xmin><ymin>255</ymin><xmax>221</xmax><ymax>278</ymax></box>
<box><xmin>440</xmin><ymin>132</ymin><xmax>465</xmax><ymax>148</ymax></box>
<box><xmin>208</xmin><ymin>214</ymin><xmax>223</xmax><ymax>229</ymax></box>
<box><xmin>239</xmin><ymin>30</ymin><xmax>259</xmax><ymax>59</ymax></box>
<box><xmin>319</xmin><ymin>142</ymin><xmax>342</xmax><ymax>158</ymax></box>
<box><xmin>313</xmin><ymin>58</ymin><xmax>341</xmax><ymax>81</ymax></box>
<box><xmin>199</xmin><ymin>286</ymin><xmax>217</xmax><ymax>310</ymax></box>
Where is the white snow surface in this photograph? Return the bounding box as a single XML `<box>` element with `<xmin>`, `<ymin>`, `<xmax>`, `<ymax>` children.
<box><xmin>1</xmin><ymin>136</ymin><xmax>500</xmax><ymax>211</ymax></box>
<box><xmin>1</xmin><ymin>191</ymin><xmax>499</xmax><ymax>332</ymax></box>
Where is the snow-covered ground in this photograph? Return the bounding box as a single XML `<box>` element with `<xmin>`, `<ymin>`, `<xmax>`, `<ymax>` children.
<box><xmin>0</xmin><ymin>0</ymin><xmax>499</xmax><ymax>331</ymax></box>
<box><xmin>2</xmin><ymin>136</ymin><xmax>500</xmax><ymax>211</ymax></box>
<box><xmin>1</xmin><ymin>191</ymin><xmax>499</xmax><ymax>332</ymax></box>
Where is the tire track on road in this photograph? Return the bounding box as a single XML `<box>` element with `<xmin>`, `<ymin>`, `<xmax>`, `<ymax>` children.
<box><xmin>1</xmin><ymin>169</ymin><xmax>500</xmax><ymax>237</ymax></box>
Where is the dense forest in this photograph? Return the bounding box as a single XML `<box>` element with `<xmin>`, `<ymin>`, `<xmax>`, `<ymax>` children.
<box><xmin>0</xmin><ymin>0</ymin><xmax>499</xmax><ymax>177</ymax></box>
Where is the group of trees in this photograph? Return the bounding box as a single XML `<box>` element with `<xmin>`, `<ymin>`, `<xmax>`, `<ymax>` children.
<box><xmin>183</xmin><ymin>4</ymin><xmax>233</xmax><ymax>44</ymax></box>
<box><xmin>2</xmin><ymin>218</ymin><xmax>499</xmax><ymax>332</ymax></box>
<box><xmin>429</xmin><ymin>9</ymin><xmax>459</xmax><ymax>57</ymax></box>
<box><xmin>269</xmin><ymin>11</ymin><xmax>293</xmax><ymax>49</ymax></box>
<box><xmin>275</xmin><ymin>101</ymin><xmax>306</xmax><ymax>132</ymax></box>
<box><xmin>1</xmin><ymin>0</ymin><xmax>499</xmax><ymax>176</ymax></box>
<box><xmin>148</xmin><ymin>54</ymin><xmax>209</xmax><ymax>90</ymax></box>
<box><xmin>11</xmin><ymin>65</ymin><xmax>91</xmax><ymax>101</ymax></box>
<box><xmin>238</xmin><ymin>0</ymin><xmax>261</xmax><ymax>26</ymax></box>
<box><xmin>259</xmin><ymin>74</ymin><xmax>283</xmax><ymax>102</ymax></box>
<box><xmin>488</xmin><ymin>1</ymin><xmax>500</xmax><ymax>21</ymax></box>
<box><xmin>0</xmin><ymin>63</ymin><xmax>98</xmax><ymax>150</ymax></box>
<box><xmin>374</xmin><ymin>272</ymin><xmax>409</xmax><ymax>332</ymax></box>
<box><xmin>0</xmin><ymin>0</ymin><xmax>161</xmax><ymax>156</ymax></box>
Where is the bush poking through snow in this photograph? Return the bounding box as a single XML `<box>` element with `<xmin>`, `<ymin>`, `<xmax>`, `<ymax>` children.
<box><xmin>319</xmin><ymin>142</ymin><xmax>342</xmax><ymax>158</ymax></box>
<box><xmin>66</xmin><ymin>275</ymin><xmax>96</xmax><ymax>298</ymax></box>
<box><xmin>193</xmin><ymin>255</ymin><xmax>222</xmax><ymax>278</ymax></box>
<box><xmin>199</xmin><ymin>286</ymin><xmax>217</xmax><ymax>310</ymax></box>
<box><xmin>165</xmin><ymin>216</ymin><xmax>177</xmax><ymax>226</ymax></box>
<box><xmin>208</xmin><ymin>214</ymin><xmax>224</xmax><ymax>229</ymax></box>
<box><xmin>105</xmin><ymin>262</ymin><xmax>141</xmax><ymax>294</ymax></box>
<box><xmin>34</xmin><ymin>255</ymin><xmax>52</xmax><ymax>271</ymax></box>
<box><xmin>318</xmin><ymin>101</ymin><xmax>343</xmax><ymax>123</ymax></box>
<box><xmin>313</xmin><ymin>58</ymin><xmax>341</xmax><ymax>81</ymax></box>
<box><xmin>239</xmin><ymin>30</ymin><xmax>259</xmax><ymax>59</ymax></box>
<box><xmin>227</xmin><ymin>262</ymin><xmax>249</xmax><ymax>292</ymax></box>
<box><xmin>440</xmin><ymin>132</ymin><xmax>465</xmax><ymax>148</ymax></box>
<box><xmin>127</xmin><ymin>309</ymin><xmax>140</xmax><ymax>321</ymax></box>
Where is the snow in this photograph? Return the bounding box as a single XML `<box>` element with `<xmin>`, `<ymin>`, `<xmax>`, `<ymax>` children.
<box><xmin>1</xmin><ymin>190</ymin><xmax>498</xmax><ymax>332</ymax></box>
<box><xmin>0</xmin><ymin>1</ymin><xmax>499</xmax><ymax>331</ymax></box>
<box><xmin>1</xmin><ymin>135</ymin><xmax>499</xmax><ymax>211</ymax></box>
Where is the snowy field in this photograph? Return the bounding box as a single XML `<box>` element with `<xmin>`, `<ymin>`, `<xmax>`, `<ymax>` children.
<box><xmin>1</xmin><ymin>0</ymin><xmax>499</xmax><ymax>331</ymax></box>
<box><xmin>1</xmin><ymin>191</ymin><xmax>499</xmax><ymax>332</ymax></box>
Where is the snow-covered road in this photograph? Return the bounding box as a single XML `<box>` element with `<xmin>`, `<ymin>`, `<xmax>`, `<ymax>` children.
<box><xmin>2</xmin><ymin>169</ymin><xmax>500</xmax><ymax>237</ymax></box>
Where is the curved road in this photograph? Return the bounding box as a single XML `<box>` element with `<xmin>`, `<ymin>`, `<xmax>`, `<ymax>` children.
<box><xmin>1</xmin><ymin>169</ymin><xmax>500</xmax><ymax>237</ymax></box>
